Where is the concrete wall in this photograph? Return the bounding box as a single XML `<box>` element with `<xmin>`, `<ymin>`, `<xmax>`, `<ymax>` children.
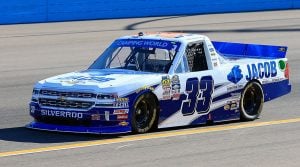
<box><xmin>1</xmin><ymin>0</ymin><xmax>300</xmax><ymax>24</ymax></box>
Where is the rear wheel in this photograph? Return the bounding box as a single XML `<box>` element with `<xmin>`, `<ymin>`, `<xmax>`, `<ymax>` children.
<box><xmin>131</xmin><ymin>93</ymin><xmax>158</xmax><ymax>133</ymax></box>
<box><xmin>240</xmin><ymin>81</ymin><xmax>264</xmax><ymax>121</ymax></box>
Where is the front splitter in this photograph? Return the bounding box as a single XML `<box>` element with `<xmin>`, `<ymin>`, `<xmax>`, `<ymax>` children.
<box><xmin>26</xmin><ymin>121</ymin><xmax>131</xmax><ymax>134</ymax></box>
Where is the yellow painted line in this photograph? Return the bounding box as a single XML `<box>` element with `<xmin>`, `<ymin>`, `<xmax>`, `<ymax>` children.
<box><xmin>1</xmin><ymin>117</ymin><xmax>300</xmax><ymax>158</ymax></box>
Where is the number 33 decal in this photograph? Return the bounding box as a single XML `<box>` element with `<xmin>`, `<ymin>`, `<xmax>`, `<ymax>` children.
<box><xmin>181</xmin><ymin>76</ymin><xmax>214</xmax><ymax>116</ymax></box>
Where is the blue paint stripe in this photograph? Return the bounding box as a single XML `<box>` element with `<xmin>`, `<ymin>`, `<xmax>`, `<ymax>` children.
<box><xmin>263</xmin><ymin>79</ymin><xmax>291</xmax><ymax>102</ymax></box>
<box><xmin>213</xmin><ymin>89</ymin><xmax>242</xmax><ymax>102</ymax></box>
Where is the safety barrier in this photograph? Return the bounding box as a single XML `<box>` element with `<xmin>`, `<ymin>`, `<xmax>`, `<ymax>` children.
<box><xmin>1</xmin><ymin>0</ymin><xmax>299</xmax><ymax>24</ymax></box>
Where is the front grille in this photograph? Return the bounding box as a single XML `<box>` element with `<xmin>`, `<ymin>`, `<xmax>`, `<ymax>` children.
<box><xmin>40</xmin><ymin>90</ymin><xmax>96</xmax><ymax>98</ymax></box>
<box><xmin>39</xmin><ymin>98</ymin><xmax>95</xmax><ymax>109</ymax></box>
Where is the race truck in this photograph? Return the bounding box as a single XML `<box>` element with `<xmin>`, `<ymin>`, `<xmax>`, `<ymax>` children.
<box><xmin>27</xmin><ymin>32</ymin><xmax>291</xmax><ymax>134</ymax></box>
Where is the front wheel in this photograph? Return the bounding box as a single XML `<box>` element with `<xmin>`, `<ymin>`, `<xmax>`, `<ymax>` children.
<box><xmin>240</xmin><ymin>81</ymin><xmax>264</xmax><ymax>121</ymax></box>
<box><xmin>131</xmin><ymin>93</ymin><xmax>158</xmax><ymax>133</ymax></box>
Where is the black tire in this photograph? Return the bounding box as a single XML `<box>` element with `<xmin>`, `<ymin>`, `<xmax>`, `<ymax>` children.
<box><xmin>131</xmin><ymin>93</ymin><xmax>158</xmax><ymax>133</ymax></box>
<box><xmin>240</xmin><ymin>81</ymin><xmax>264</xmax><ymax>121</ymax></box>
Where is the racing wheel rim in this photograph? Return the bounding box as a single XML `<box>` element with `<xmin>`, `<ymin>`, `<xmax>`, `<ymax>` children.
<box><xmin>132</xmin><ymin>94</ymin><xmax>157</xmax><ymax>133</ymax></box>
<box><xmin>135</xmin><ymin>100</ymin><xmax>151</xmax><ymax>129</ymax></box>
<box><xmin>240</xmin><ymin>82</ymin><xmax>264</xmax><ymax>121</ymax></box>
<box><xmin>243</xmin><ymin>86</ymin><xmax>262</xmax><ymax>116</ymax></box>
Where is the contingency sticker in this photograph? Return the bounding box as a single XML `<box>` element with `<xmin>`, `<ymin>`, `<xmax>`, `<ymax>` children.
<box><xmin>171</xmin><ymin>75</ymin><xmax>181</xmax><ymax>100</ymax></box>
<box><xmin>162</xmin><ymin>76</ymin><xmax>171</xmax><ymax>100</ymax></box>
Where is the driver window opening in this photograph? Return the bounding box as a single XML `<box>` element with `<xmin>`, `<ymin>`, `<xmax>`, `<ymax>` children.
<box><xmin>185</xmin><ymin>42</ymin><xmax>208</xmax><ymax>72</ymax></box>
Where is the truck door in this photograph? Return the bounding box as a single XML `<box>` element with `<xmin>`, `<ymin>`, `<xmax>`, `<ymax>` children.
<box><xmin>159</xmin><ymin>41</ymin><xmax>216</xmax><ymax>128</ymax></box>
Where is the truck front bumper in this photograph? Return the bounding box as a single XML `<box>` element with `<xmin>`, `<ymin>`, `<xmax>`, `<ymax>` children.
<box><xmin>28</xmin><ymin>102</ymin><xmax>132</xmax><ymax>134</ymax></box>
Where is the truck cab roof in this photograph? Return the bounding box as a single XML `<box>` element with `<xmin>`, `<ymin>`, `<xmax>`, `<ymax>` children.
<box><xmin>119</xmin><ymin>32</ymin><xmax>208</xmax><ymax>43</ymax></box>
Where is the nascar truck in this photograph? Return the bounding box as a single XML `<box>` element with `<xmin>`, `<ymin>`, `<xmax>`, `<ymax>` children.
<box><xmin>27</xmin><ymin>32</ymin><xmax>291</xmax><ymax>134</ymax></box>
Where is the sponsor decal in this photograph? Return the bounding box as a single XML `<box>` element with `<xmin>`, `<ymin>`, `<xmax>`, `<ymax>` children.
<box><xmin>278</xmin><ymin>47</ymin><xmax>286</xmax><ymax>52</ymax></box>
<box><xmin>114</xmin><ymin>109</ymin><xmax>129</xmax><ymax>120</ymax></box>
<box><xmin>61</xmin><ymin>80</ymin><xmax>81</xmax><ymax>84</ymax></box>
<box><xmin>224</xmin><ymin>104</ymin><xmax>230</xmax><ymax>110</ymax></box>
<box><xmin>116</xmin><ymin>98</ymin><xmax>129</xmax><ymax>102</ymax></box>
<box><xmin>119</xmin><ymin>121</ymin><xmax>129</xmax><ymax>126</ymax></box>
<box><xmin>230</xmin><ymin>93</ymin><xmax>241</xmax><ymax>99</ymax></box>
<box><xmin>261</xmin><ymin>77</ymin><xmax>285</xmax><ymax>84</ymax></box>
<box><xmin>224</xmin><ymin>100</ymin><xmax>239</xmax><ymax>111</ymax></box>
<box><xmin>91</xmin><ymin>114</ymin><xmax>101</xmax><ymax>121</ymax></box>
<box><xmin>278</xmin><ymin>60</ymin><xmax>286</xmax><ymax>71</ymax></box>
<box><xmin>209</xmin><ymin>48</ymin><xmax>215</xmax><ymax>52</ymax></box>
<box><xmin>227</xmin><ymin>84</ymin><xmax>243</xmax><ymax>91</ymax></box>
<box><xmin>171</xmin><ymin>75</ymin><xmax>181</xmax><ymax>100</ymax></box>
<box><xmin>30</xmin><ymin>106</ymin><xmax>35</xmax><ymax>114</ymax></box>
<box><xmin>272</xmin><ymin>78</ymin><xmax>284</xmax><ymax>82</ymax></box>
<box><xmin>162</xmin><ymin>90</ymin><xmax>171</xmax><ymax>100</ymax></box>
<box><xmin>227</xmin><ymin>65</ymin><xmax>243</xmax><ymax>84</ymax></box>
<box><xmin>58</xmin><ymin>95</ymin><xmax>67</xmax><ymax>101</ymax></box>
<box><xmin>162</xmin><ymin>76</ymin><xmax>172</xmax><ymax>100</ymax></box>
<box><xmin>211</xmin><ymin>52</ymin><xmax>216</xmax><ymax>56</ymax></box>
<box><xmin>116</xmin><ymin>40</ymin><xmax>168</xmax><ymax>48</ymax></box>
<box><xmin>211</xmin><ymin>58</ymin><xmax>218</xmax><ymax>62</ymax></box>
<box><xmin>58</xmin><ymin>76</ymin><xmax>115</xmax><ymax>83</ymax></box>
<box><xmin>162</xmin><ymin>76</ymin><xmax>171</xmax><ymax>87</ymax></box>
<box><xmin>41</xmin><ymin>109</ymin><xmax>83</xmax><ymax>119</ymax></box>
<box><xmin>136</xmin><ymin>86</ymin><xmax>155</xmax><ymax>93</ymax></box>
<box><xmin>230</xmin><ymin>103</ymin><xmax>238</xmax><ymax>110</ymax></box>
<box><xmin>117</xmin><ymin>114</ymin><xmax>128</xmax><ymax>120</ymax></box>
<box><xmin>113</xmin><ymin>98</ymin><xmax>129</xmax><ymax>108</ymax></box>
<box><xmin>211</xmin><ymin>57</ymin><xmax>218</xmax><ymax>67</ymax></box>
<box><xmin>246</xmin><ymin>61</ymin><xmax>277</xmax><ymax>81</ymax></box>
<box><xmin>114</xmin><ymin>39</ymin><xmax>181</xmax><ymax>51</ymax></box>
<box><xmin>261</xmin><ymin>79</ymin><xmax>269</xmax><ymax>84</ymax></box>
<box><xmin>113</xmin><ymin>109</ymin><xmax>129</xmax><ymax>115</ymax></box>
<box><xmin>104</xmin><ymin>111</ymin><xmax>110</xmax><ymax>121</ymax></box>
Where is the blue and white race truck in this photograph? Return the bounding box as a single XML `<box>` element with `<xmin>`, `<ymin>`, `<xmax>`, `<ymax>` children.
<box><xmin>28</xmin><ymin>32</ymin><xmax>291</xmax><ymax>134</ymax></box>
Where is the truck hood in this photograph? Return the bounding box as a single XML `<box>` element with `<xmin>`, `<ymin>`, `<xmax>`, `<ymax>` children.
<box><xmin>35</xmin><ymin>69</ymin><xmax>162</xmax><ymax>96</ymax></box>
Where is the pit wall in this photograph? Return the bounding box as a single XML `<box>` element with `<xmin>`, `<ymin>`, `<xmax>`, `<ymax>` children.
<box><xmin>1</xmin><ymin>0</ymin><xmax>300</xmax><ymax>24</ymax></box>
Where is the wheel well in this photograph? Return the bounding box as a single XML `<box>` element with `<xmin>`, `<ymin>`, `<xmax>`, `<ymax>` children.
<box><xmin>132</xmin><ymin>91</ymin><xmax>160</xmax><ymax>116</ymax></box>
<box><xmin>246</xmin><ymin>79</ymin><xmax>262</xmax><ymax>87</ymax></box>
<box><xmin>134</xmin><ymin>91</ymin><xmax>160</xmax><ymax>111</ymax></box>
<box><xmin>142</xmin><ymin>92</ymin><xmax>160</xmax><ymax>130</ymax></box>
<box><xmin>240</xmin><ymin>79</ymin><xmax>264</xmax><ymax>121</ymax></box>
<box><xmin>131</xmin><ymin>91</ymin><xmax>160</xmax><ymax>132</ymax></box>
<box><xmin>148</xmin><ymin>92</ymin><xmax>160</xmax><ymax>110</ymax></box>
<box><xmin>242</xmin><ymin>79</ymin><xmax>264</xmax><ymax>100</ymax></box>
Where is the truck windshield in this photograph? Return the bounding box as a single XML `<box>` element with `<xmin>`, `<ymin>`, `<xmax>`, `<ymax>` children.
<box><xmin>89</xmin><ymin>39</ymin><xmax>181</xmax><ymax>73</ymax></box>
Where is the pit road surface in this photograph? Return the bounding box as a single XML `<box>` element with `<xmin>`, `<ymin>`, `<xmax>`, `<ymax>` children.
<box><xmin>0</xmin><ymin>10</ymin><xmax>299</xmax><ymax>167</ymax></box>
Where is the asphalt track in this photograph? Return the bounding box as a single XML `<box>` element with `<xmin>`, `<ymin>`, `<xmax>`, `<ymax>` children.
<box><xmin>0</xmin><ymin>10</ymin><xmax>299</xmax><ymax>167</ymax></box>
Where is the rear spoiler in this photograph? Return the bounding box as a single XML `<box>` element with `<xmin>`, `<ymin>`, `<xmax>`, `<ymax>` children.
<box><xmin>212</xmin><ymin>41</ymin><xmax>288</xmax><ymax>59</ymax></box>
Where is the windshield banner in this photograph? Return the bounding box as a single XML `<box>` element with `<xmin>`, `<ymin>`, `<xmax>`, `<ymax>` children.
<box><xmin>113</xmin><ymin>39</ymin><xmax>181</xmax><ymax>51</ymax></box>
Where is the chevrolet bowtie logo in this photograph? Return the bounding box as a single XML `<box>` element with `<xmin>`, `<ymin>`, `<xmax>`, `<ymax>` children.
<box><xmin>58</xmin><ymin>95</ymin><xmax>67</xmax><ymax>101</ymax></box>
